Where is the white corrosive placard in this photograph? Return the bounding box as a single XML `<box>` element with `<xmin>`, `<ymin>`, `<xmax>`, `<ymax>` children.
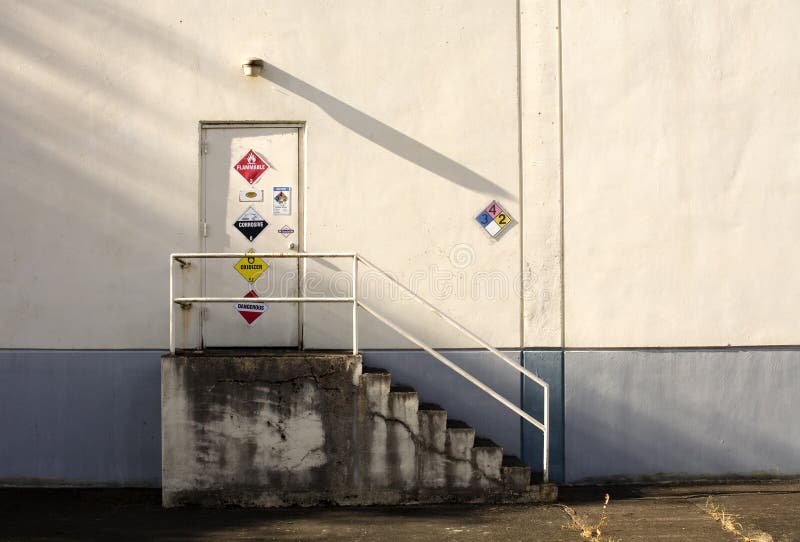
<box><xmin>233</xmin><ymin>206</ymin><xmax>268</xmax><ymax>242</ymax></box>
<box><xmin>239</xmin><ymin>189</ymin><xmax>264</xmax><ymax>202</ymax></box>
<box><xmin>273</xmin><ymin>186</ymin><xmax>291</xmax><ymax>215</ymax></box>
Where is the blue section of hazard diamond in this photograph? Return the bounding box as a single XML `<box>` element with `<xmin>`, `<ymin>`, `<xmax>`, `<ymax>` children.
<box><xmin>476</xmin><ymin>211</ymin><xmax>492</xmax><ymax>227</ymax></box>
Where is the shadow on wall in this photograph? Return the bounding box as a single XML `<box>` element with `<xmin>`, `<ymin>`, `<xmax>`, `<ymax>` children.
<box><xmin>261</xmin><ymin>62</ymin><xmax>513</xmax><ymax>199</ymax></box>
<box><xmin>564</xmin><ymin>350</ymin><xmax>800</xmax><ymax>484</ymax></box>
<box><xmin>0</xmin><ymin>351</ymin><xmax>162</xmax><ymax>487</ymax></box>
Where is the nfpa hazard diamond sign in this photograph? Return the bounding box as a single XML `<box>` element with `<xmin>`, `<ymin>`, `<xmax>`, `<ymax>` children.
<box><xmin>233</xmin><ymin>149</ymin><xmax>268</xmax><ymax>184</ymax></box>
<box><xmin>234</xmin><ymin>289</ymin><xmax>268</xmax><ymax>325</ymax></box>
<box><xmin>233</xmin><ymin>206</ymin><xmax>268</xmax><ymax>242</ymax></box>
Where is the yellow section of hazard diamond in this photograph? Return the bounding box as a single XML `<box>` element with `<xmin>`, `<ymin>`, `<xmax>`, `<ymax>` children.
<box><xmin>233</xmin><ymin>251</ymin><xmax>269</xmax><ymax>283</ymax></box>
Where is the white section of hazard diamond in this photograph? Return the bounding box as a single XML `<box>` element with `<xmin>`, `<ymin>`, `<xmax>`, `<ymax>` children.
<box><xmin>485</xmin><ymin>221</ymin><xmax>501</xmax><ymax>237</ymax></box>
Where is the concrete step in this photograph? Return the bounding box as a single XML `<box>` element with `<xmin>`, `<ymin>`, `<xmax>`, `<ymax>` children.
<box><xmin>444</xmin><ymin>419</ymin><xmax>475</xmax><ymax>488</ymax></box>
<box><xmin>417</xmin><ymin>403</ymin><xmax>447</xmax><ymax>452</ymax></box>
<box><xmin>501</xmin><ymin>455</ymin><xmax>532</xmax><ymax>491</ymax></box>
<box><xmin>388</xmin><ymin>385</ymin><xmax>419</xmax><ymax>434</ymax></box>
<box><xmin>360</xmin><ymin>369</ymin><xmax>391</xmax><ymax>416</ymax></box>
<box><xmin>386</xmin><ymin>385</ymin><xmax>420</xmax><ymax>490</ymax></box>
<box><xmin>445</xmin><ymin>419</ymin><xmax>475</xmax><ymax>461</ymax></box>
<box><xmin>417</xmin><ymin>402</ymin><xmax>447</xmax><ymax>488</ymax></box>
<box><xmin>361</xmin><ymin>365</ymin><xmax>389</xmax><ymax>375</ymax></box>
<box><xmin>358</xmin><ymin>367</ymin><xmax>552</xmax><ymax>501</ymax></box>
<box><xmin>471</xmin><ymin>437</ymin><xmax>503</xmax><ymax>482</ymax></box>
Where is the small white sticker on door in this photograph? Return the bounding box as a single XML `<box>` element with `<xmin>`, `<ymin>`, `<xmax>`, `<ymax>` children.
<box><xmin>239</xmin><ymin>190</ymin><xmax>264</xmax><ymax>202</ymax></box>
<box><xmin>277</xmin><ymin>225</ymin><xmax>295</xmax><ymax>238</ymax></box>
<box><xmin>273</xmin><ymin>187</ymin><xmax>291</xmax><ymax>215</ymax></box>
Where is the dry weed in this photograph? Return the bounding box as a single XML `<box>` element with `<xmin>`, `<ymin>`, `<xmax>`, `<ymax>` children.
<box><xmin>702</xmin><ymin>496</ymin><xmax>773</xmax><ymax>542</ymax></box>
<box><xmin>562</xmin><ymin>493</ymin><xmax>617</xmax><ymax>541</ymax></box>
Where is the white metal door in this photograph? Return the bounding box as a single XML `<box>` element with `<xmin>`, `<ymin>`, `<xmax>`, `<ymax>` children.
<box><xmin>201</xmin><ymin>125</ymin><xmax>301</xmax><ymax>347</ymax></box>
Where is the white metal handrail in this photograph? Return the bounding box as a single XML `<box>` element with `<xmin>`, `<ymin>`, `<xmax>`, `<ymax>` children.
<box><xmin>174</xmin><ymin>297</ymin><xmax>351</xmax><ymax>304</ymax></box>
<box><xmin>168</xmin><ymin>252</ymin><xmax>357</xmax><ymax>356</ymax></box>
<box><xmin>356</xmin><ymin>255</ymin><xmax>549</xmax><ymax>481</ymax></box>
<box><xmin>169</xmin><ymin>251</ymin><xmax>549</xmax><ymax>482</ymax></box>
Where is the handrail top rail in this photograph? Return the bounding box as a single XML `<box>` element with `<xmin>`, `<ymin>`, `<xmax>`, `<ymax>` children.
<box><xmin>174</xmin><ymin>296</ymin><xmax>353</xmax><ymax>303</ymax></box>
<box><xmin>171</xmin><ymin>252</ymin><xmax>356</xmax><ymax>259</ymax></box>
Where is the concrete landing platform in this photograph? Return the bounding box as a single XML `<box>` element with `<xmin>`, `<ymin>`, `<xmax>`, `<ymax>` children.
<box><xmin>162</xmin><ymin>351</ymin><xmax>362</xmax><ymax>507</ymax></box>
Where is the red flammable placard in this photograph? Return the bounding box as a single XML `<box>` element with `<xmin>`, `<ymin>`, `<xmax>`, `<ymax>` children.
<box><xmin>233</xmin><ymin>149</ymin><xmax>268</xmax><ymax>184</ymax></box>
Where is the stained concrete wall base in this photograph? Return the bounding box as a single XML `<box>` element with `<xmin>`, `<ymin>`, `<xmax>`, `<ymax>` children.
<box><xmin>161</xmin><ymin>352</ymin><xmax>556</xmax><ymax>507</ymax></box>
<box><xmin>162</xmin><ymin>484</ymin><xmax>558</xmax><ymax>508</ymax></box>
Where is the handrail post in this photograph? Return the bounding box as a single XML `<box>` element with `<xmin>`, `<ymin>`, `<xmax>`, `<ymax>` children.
<box><xmin>169</xmin><ymin>254</ymin><xmax>175</xmax><ymax>354</ymax></box>
<box><xmin>352</xmin><ymin>255</ymin><xmax>358</xmax><ymax>355</ymax></box>
<box><xmin>543</xmin><ymin>384</ymin><xmax>550</xmax><ymax>483</ymax></box>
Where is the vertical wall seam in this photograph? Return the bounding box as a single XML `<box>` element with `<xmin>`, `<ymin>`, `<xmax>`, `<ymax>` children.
<box><xmin>198</xmin><ymin>125</ymin><xmax>207</xmax><ymax>349</ymax></box>
<box><xmin>557</xmin><ymin>0</ymin><xmax>566</xmax><ymax>349</ymax></box>
<box><xmin>516</xmin><ymin>0</ymin><xmax>525</xmax><ymax>349</ymax></box>
<box><xmin>559</xmin><ymin>348</ymin><xmax>566</xmax><ymax>482</ymax></box>
<box><xmin>515</xmin><ymin>0</ymin><xmax>525</xmax><ymax>453</ymax></box>
<box><xmin>299</xmin><ymin>125</ymin><xmax>307</xmax><ymax>350</ymax></box>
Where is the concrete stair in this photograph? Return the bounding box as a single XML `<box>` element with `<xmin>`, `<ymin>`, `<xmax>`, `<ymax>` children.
<box><xmin>358</xmin><ymin>366</ymin><xmax>549</xmax><ymax>503</ymax></box>
<box><xmin>162</xmin><ymin>351</ymin><xmax>556</xmax><ymax>507</ymax></box>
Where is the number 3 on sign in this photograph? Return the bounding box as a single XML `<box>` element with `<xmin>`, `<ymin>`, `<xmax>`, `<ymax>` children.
<box><xmin>477</xmin><ymin>212</ymin><xmax>491</xmax><ymax>226</ymax></box>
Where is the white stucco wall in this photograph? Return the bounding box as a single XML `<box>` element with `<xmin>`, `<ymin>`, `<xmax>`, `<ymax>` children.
<box><xmin>3</xmin><ymin>1</ymin><xmax>799</xmax><ymax>350</ymax></box>
<box><xmin>521</xmin><ymin>0</ymin><xmax>563</xmax><ymax>348</ymax></box>
<box><xmin>0</xmin><ymin>1</ymin><xmax>563</xmax><ymax>349</ymax></box>
<box><xmin>562</xmin><ymin>0</ymin><xmax>800</xmax><ymax>347</ymax></box>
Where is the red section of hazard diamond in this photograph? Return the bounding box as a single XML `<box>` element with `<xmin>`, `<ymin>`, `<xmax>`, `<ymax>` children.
<box><xmin>233</xmin><ymin>149</ymin><xmax>269</xmax><ymax>184</ymax></box>
<box><xmin>235</xmin><ymin>290</ymin><xmax>266</xmax><ymax>324</ymax></box>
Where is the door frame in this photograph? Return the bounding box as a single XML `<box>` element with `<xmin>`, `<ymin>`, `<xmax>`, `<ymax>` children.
<box><xmin>198</xmin><ymin>121</ymin><xmax>308</xmax><ymax>349</ymax></box>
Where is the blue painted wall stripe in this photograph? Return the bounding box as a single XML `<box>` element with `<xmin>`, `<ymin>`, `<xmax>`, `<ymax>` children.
<box><xmin>521</xmin><ymin>350</ymin><xmax>565</xmax><ymax>483</ymax></box>
<box><xmin>0</xmin><ymin>350</ymin><xmax>162</xmax><ymax>487</ymax></box>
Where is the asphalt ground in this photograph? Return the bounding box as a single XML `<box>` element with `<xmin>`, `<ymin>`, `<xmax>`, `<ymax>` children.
<box><xmin>0</xmin><ymin>482</ymin><xmax>797</xmax><ymax>541</ymax></box>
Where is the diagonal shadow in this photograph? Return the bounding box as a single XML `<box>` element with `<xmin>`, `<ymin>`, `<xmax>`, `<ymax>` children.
<box><xmin>262</xmin><ymin>63</ymin><xmax>514</xmax><ymax>199</ymax></box>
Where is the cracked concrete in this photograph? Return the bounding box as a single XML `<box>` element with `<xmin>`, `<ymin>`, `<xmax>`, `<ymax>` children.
<box><xmin>162</xmin><ymin>352</ymin><xmax>360</xmax><ymax>507</ymax></box>
<box><xmin>162</xmin><ymin>352</ymin><xmax>554</xmax><ymax>507</ymax></box>
<box><xmin>7</xmin><ymin>483</ymin><xmax>798</xmax><ymax>541</ymax></box>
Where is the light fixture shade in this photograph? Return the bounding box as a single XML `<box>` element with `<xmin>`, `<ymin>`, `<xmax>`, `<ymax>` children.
<box><xmin>241</xmin><ymin>57</ymin><xmax>264</xmax><ymax>77</ymax></box>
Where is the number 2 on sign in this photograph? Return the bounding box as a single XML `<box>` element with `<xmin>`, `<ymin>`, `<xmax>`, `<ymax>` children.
<box><xmin>496</xmin><ymin>213</ymin><xmax>509</xmax><ymax>225</ymax></box>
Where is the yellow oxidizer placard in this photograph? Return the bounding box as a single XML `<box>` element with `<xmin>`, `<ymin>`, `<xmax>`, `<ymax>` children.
<box><xmin>233</xmin><ymin>250</ymin><xmax>269</xmax><ymax>283</ymax></box>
